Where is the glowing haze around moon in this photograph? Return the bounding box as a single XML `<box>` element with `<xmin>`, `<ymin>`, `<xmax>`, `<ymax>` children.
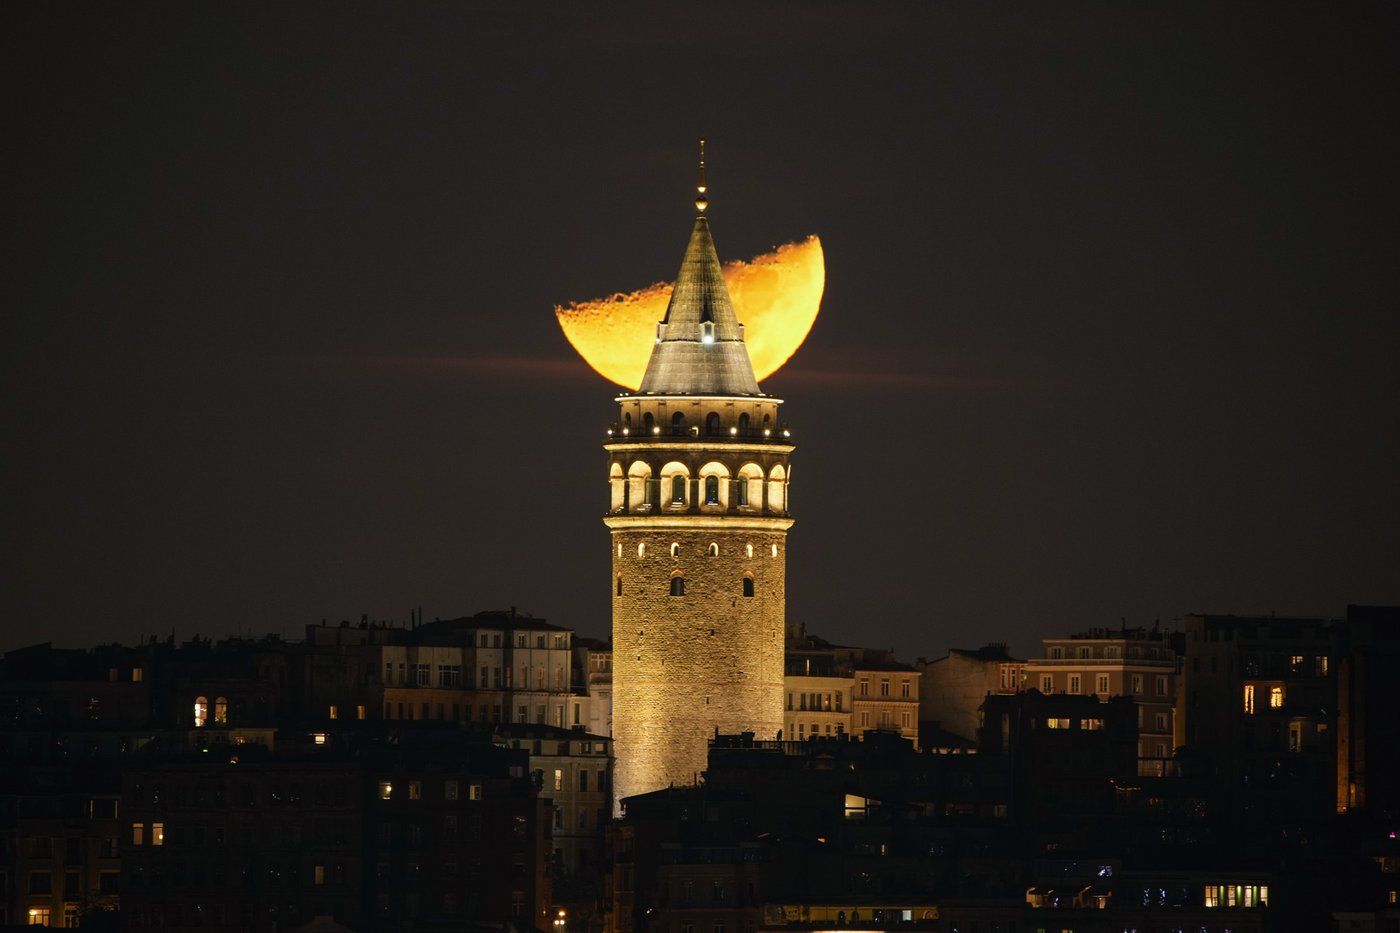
<box><xmin>555</xmin><ymin>236</ymin><xmax>825</xmax><ymax>390</ymax></box>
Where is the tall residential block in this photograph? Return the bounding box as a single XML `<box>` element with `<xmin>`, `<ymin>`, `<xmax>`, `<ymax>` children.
<box><xmin>605</xmin><ymin>150</ymin><xmax>792</xmax><ymax>805</ymax></box>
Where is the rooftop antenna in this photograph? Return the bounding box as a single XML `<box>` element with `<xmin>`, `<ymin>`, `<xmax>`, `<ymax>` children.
<box><xmin>695</xmin><ymin>138</ymin><xmax>708</xmax><ymax>214</ymax></box>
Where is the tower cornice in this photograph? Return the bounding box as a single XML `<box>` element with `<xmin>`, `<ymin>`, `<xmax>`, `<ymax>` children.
<box><xmin>604</xmin><ymin>442</ymin><xmax>794</xmax><ymax>455</ymax></box>
<box><xmin>604</xmin><ymin>514</ymin><xmax>794</xmax><ymax>532</ymax></box>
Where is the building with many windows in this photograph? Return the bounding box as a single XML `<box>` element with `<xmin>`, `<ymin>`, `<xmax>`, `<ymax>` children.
<box><xmin>1021</xmin><ymin>626</ymin><xmax>1180</xmax><ymax>774</ymax></box>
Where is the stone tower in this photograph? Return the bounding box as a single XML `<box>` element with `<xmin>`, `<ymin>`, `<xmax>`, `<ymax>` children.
<box><xmin>605</xmin><ymin>144</ymin><xmax>792</xmax><ymax>807</ymax></box>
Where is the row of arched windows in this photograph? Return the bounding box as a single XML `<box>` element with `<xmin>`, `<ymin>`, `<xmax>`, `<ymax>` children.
<box><xmin>619</xmin><ymin>541</ymin><xmax>779</xmax><ymax>559</ymax></box>
<box><xmin>621</xmin><ymin>410</ymin><xmax>773</xmax><ymax>437</ymax></box>
<box><xmin>193</xmin><ymin>696</ymin><xmax>229</xmax><ymax>728</ymax></box>
<box><xmin>610</xmin><ymin>461</ymin><xmax>788</xmax><ymax>513</ymax></box>
<box><xmin>615</xmin><ymin>575</ymin><xmax>756</xmax><ymax>598</ymax></box>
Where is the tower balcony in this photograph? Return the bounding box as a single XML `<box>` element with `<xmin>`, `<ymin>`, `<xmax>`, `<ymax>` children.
<box><xmin>605</xmin><ymin>424</ymin><xmax>792</xmax><ymax>444</ymax></box>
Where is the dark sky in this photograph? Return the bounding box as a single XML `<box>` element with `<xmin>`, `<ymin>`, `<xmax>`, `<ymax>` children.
<box><xmin>6</xmin><ymin>3</ymin><xmax>1398</xmax><ymax>659</ymax></box>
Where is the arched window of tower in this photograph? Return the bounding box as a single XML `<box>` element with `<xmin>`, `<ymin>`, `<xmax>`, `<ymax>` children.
<box><xmin>623</xmin><ymin>412</ymin><xmax>632</xmax><ymax>431</ymax></box>
<box><xmin>762</xmin><ymin>413</ymin><xmax>772</xmax><ymax>436</ymax></box>
<box><xmin>643</xmin><ymin>411</ymin><xmax>655</xmax><ymax>434</ymax></box>
<box><xmin>671</xmin><ymin>411</ymin><xmax>686</xmax><ymax>435</ymax></box>
<box><xmin>737</xmin><ymin>463</ymin><xmax>763</xmax><ymax>508</ymax></box>
<box><xmin>669</xmin><ymin>575</ymin><xmax>685</xmax><ymax>597</ymax></box>
<box><xmin>767</xmin><ymin>464</ymin><xmax>788</xmax><ymax>513</ymax></box>
<box><xmin>609</xmin><ymin>463</ymin><xmax>625</xmax><ymax>513</ymax></box>
<box><xmin>771</xmin><ymin>544</ymin><xmax>779</xmax><ymax>557</ymax></box>
<box><xmin>659</xmin><ymin>462</ymin><xmax>688</xmax><ymax>509</ymax></box>
<box><xmin>699</xmin><ymin>461</ymin><xmax>730</xmax><ymax>509</ymax></box>
<box><xmin>705</xmin><ymin>412</ymin><xmax>721</xmax><ymax>435</ymax></box>
<box><xmin>743</xmin><ymin>576</ymin><xmax>755</xmax><ymax>597</ymax></box>
<box><xmin>746</xmin><ymin>543</ymin><xmax>754</xmax><ymax>558</ymax></box>
<box><xmin>616</xmin><ymin>575</ymin><xmax>623</xmax><ymax>596</ymax></box>
<box><xmin>670</xmin><ymin>542</ymin><xmax>680</xmax><ymax>558</ymax></box>
<box><xmin>738</xmin><ymin>412</ymin><xmax>750</xmax><ymax>435</ymax></box>
<box><xmin>707</xmin><ymin>542</ymin><xmax>719</xmax><ymax>557</ymax></box>
<box><xmin>637</xmin><ymin>542</ymin><xmax>646</xmax><ymax>558</ymax></box>
<box><xmin>617</xmin><ymin>542</ymin><xmax>623</xmax><ymax>558</ymax></box>
<box><xmin>626</xmin><ymin>461</ymin><xmax>651</xmax><ymax>513</ymax></box>
<box><xmin>704</xmin><ymin>475</ymin><xmax>719</xmax><ymax>505</ymax></box>
<box><xmin>671</xmin><ymin>475</ymin><xmax>685</xmax><ymax>504</ymax></box>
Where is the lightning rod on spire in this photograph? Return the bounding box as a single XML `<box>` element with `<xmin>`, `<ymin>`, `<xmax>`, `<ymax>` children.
<box><xmin>695</xmin><ymin>138</ymin><xmax>708</xmax><ymax>213</ymax></box>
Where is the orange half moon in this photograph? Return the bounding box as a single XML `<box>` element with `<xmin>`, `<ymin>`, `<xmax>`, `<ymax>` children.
<box><xmin>555</xmin><ymin>235</ymin><xmax>825</xmax><ymax>390</ymax></box>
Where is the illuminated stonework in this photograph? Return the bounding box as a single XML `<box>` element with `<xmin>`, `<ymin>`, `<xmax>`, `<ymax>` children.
<box><xmin>605</xmin><ymin>176</ymin><xmax>792</xmax><ymax>807</ymax></box>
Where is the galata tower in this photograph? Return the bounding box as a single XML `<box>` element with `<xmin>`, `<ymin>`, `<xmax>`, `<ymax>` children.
<box><xmin>605</xmin><ymin>143</ymin><xmax>792</xmax><ymax>808</ymax></box>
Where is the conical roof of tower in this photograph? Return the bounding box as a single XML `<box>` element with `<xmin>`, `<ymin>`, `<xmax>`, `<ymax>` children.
<box><xmin>637</xmin><ymin>213</ymin><xmax>761</xmax><ymax>396</ymax></box>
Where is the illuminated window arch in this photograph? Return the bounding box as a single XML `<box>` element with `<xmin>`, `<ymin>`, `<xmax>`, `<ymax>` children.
<box><xmin>626</xmin><ymin>461</ymin><xmax>652</xmax><ymax>513</ymax></box>
<box><xmin>637</xmin><ymin>542</ymin><xmax>646</xmax><ymax>558</ymax></box>
<box><xmin>707</xmin><ymin>542</ymin><xmax>719</xmax><ymax>557</ymax></box>
<box><xmin>669</xmin><ymin>576</ymin><xmax>685</xmax><ymax>597</ymax></box>
<box><xmin>746</xmin><ymin>543</ymin><xmax>754</xmax><ymax>558</ymax></box>
<box><xmin>194</xmin><ymin>696</ymin><xmax>209</xmax><ymax>728</ymax></box>
<box><xmin>699</xmin><ymin>461</ymin><xmax>730</xmax><ymax>509</ymax></box>
<box><xmin>660</xmin><ymin>462</ymin><xmax>689</xmax><ymax>507</ymax></box>
<box><xmin>767</xmin><ymin>464</ymin><xmax>788</xmax><ymax>513</ymax></box>
<box><xmin>670</xmin><ymin>542</ymin><xmax>680</xmax><ymax>558</ymax></box>
<box><xmin>617</xmin><ymin>542</ymin><xmax>623</xmax><ymax>558</ymax></box>
<box><xmin>743</xmin><ymin>576</ymin><xmax>755</xmax><ymax>597</ymax></box>
<box><xmin>737</xmin><ymin>463</ymin><xmax>763</xmax><ymax>508</ymax></box>
<box><xmin>771</xmin><ymin>544</ymin><xmax>779</xmax><ymax>557</ymax></box>
<box><xmin>214</xmin><ymin>696</ymin><xmax>228</xmax><ymax>725</ymax></box>
<box><xmin>609</xmin><ymin>463</ymin><xmax>626</xmax><ymax>512</ymax></box>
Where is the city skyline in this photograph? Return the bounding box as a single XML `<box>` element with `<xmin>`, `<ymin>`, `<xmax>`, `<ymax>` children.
<box><xmin>8</xmin><ymin>4</ymin><xmax>1398</xmax><ymax>662</ymax></box>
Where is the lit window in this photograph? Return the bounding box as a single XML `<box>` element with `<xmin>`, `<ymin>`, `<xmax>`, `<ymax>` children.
<box><xmin>132</xmin><ymin>667</ymin><xmax>143</xmax><ymax>682</ymax></box>
<box><xmin>1316</xmin><ymin>656</ymin><xmax>1329</xmax><ymax>676</ymax></box>
<box><xmin>554</xmin><ymin>769</ymin><xmax>563</xmax><ymax>791</ymax></box>
<box><xmin>1045</xmin><ymin>718</ymin><xmax>1070</xmax><ymax>730</ymax></box>
<box><xmin>379</xmin><ymin>781</ymin><xmax>393</xmax><ymax>800</ymax></box>
<box><xmin>468</xmin><ymin>784</ymin><xmax>482</xmax><ymax>801</ymax></box>
<box><xmin>670</xmin><ymin>542</ymin><xmax>680</xmax><ymax>558</ymax></box>
<box><xmin>193</xmin><ymin>697</ymin><xmax>208</xmax><ymax>728</ymax></box>
<box><xmin>1243</xmin><ymin>684</ymin><xmax>1255</xmax><ymax>714</ymax></box>
<box><xmin>1204</xmin><ymin>885</ymin><xmax>1219</xmax><ymax>908</ymax></box>
<box><xmin>357</xmin><ymin>704</ymin><xmax>366</xmax><ymax>720</ymax></box>
<box><xmin>637</xmin><ymin>542</ymin><xmax>646</xmax><ymax>558</ymax></box>
<box><xmin>707</xmin><ymin>542</ymin><xmax>719</xmax><ymax>557</ymax></box>
<box><xmin>312</xmin><ymin>733</ymin><xmax>328</xmax><ymax>745</ymax></box>
<box><xmin>1269</xmin><ymin>686</ymin><xmax>1284</xmax><ymax>708</ymax></box>
<box><xmin>328</xmin><ymin>705</ymin><xmax>339</xmax><ymax>720</ymax></box>
<box><xmin>151</xmin><ymin>822</ymin><xmax>163</xmax><ymax>846</ymax></box>
<box><xmin>214</xmin><ymin>696</ymin><xmax>228</xmax><ymax>725</ymax></box>
<box><xmin>1289</xmin><ymin>654</ymin><xmax>1304</xmax><ymax>673</ymax></box>
<box><xmin>408</xmin><ymin>781</ymin><xmax>421</xmax><ymax>800</ymax></box>
<box><xmin>1080</xmin><ymin>718</ymin><xmax>1103</xmax><ymax>730</ymax></box>
<box><xmin>745</xmin><ymin>543</ymin><xmax>753</xmax><ymax>558</ymax></box>
<box><xmin>314</xmin><ymin>864</ymin><xmax>326</xmax><ymax>885</ymax></box>
<box><xmin>771</xmin><ymin>544</ymin><xmax>778</xmax><ymax>557</ymax></box>
<box><xmin>27</xmin><ymin>908</ymin><xmax>50</xmax><ymax>926</ymax></box>
<box><xmin>132</xmin><ymin>822</ymin><xmax>144</xmax><ymax>846</ymax></box>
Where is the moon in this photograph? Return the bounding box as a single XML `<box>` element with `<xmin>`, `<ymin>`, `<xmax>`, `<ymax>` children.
<box><xmin>555</xmin><ymin>235</ymin><xmax>825</xmax><ymax>390</ymax></box>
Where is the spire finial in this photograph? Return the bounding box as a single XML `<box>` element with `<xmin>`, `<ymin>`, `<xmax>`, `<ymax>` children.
<box><xmin>695</xmin><ymin>138</ymin><xmax>708</xmax><ymax>213</ymax></box>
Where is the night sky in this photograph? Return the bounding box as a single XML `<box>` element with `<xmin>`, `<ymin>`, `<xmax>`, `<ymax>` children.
<box><xmin>6</xmin><ymin>3</ymin><xmax>1398</xmax><ymax>659</ymax></box>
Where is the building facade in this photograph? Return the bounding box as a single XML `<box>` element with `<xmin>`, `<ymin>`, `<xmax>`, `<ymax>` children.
<box><xmin>915</xmin><ymin>644</ymin><xmax>1023</xmax><ymax>744</ymax></box>
<box><xmin>1021</xmin><ymin>627</ymin><xmax>1179</xmax><ymax>773</ymax></box>
<box><xmin>606</xmin><ymin>160</ymin><xmax>792</xmax><ymax>805</ymax></box>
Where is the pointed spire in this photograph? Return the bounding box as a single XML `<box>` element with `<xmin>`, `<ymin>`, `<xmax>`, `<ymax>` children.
<box><xmin>695</xmin><ymin>138</ymin><xmax>708</xmax><ymax>214</ymax></box>
<box><xmin>637</xmin><ymin>143</ymin><xmax>761</xmax><ymax>396</ymax></box>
